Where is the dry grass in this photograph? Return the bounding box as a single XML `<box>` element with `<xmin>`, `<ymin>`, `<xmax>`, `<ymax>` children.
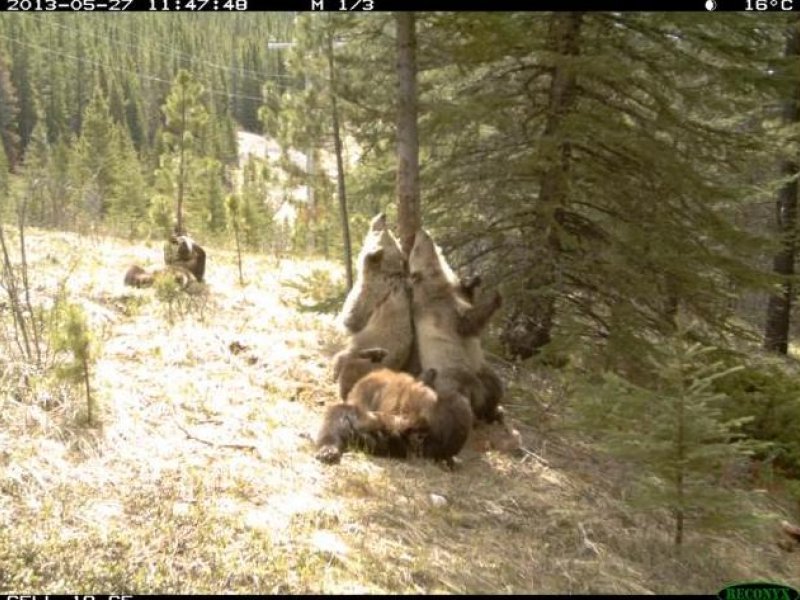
<box><xmin>0</xmin><ymin>228</ymin><xmax>798</xmax><ymax>593</ymax></box>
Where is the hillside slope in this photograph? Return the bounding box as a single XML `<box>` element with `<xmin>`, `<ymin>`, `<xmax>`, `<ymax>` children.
<box><xmin>0</xmin><ymin>229</ymin><xmax>797</xmax><ymax>593</ymax></box>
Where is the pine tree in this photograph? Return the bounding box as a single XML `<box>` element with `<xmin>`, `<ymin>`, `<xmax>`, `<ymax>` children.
<box><xmin>17</xmin><ymin>126</ymin><xmax>51</xmax><ymax>227</ymax></box>
<box><xmin>38</xmin><ymin>29</ymin><xmax>69</xmax><ymax>144</ymax></box>
<box><xmin>0</xmin><ymin>55</ymin><xmax>20</xmax><ymax>171</ymax></box>
<box><xmin>52</xmin><ymin>298</ymin><xmax>98</xmax><ymax>426</ymax></box>
<box><xmin>8</xmin><ymin>18</ymin><xmax>38</xmax><ymax>157</ymax></box>
<box><xmin>326</xmin><ymin>20</ymin><xmax>353</xmax><ymax>289</ymax></box>
<box><xmin>71</xmin><ymin>88</ymin><xmax>120</xmax><ymax>222</ymax></box>
<box><xmin>575</xmin><ymin>334</ymin><xmax>762</xmax><ymax>545</ymax></box>
<box><xmin>259</xmin><ymin>15</ymin><xmax>357</xmax><ymax>265</ymax></box>
<box><xmin>158</xmin><ymin>69</ymin><xmax>209</xmax><ymax>234</ymax></box>
<box><xmin>395</xmin><ymin>12</ymin><xmax>421</xmax><ymax>256</ymax></box>
<box><xmin>388</xmin><ymin>12</ymin><xmax>777</xmax><ymax>369</ymax></box>
<box><xmin>122</xmin><ymin>78</ymin><xmax>146</xmax><ymax>151</ymax></box>
<box><xmin>236</xmin><ymin>158</ymin><xmax>272</xmax><ymax>251</ymax></box>
<box><xmin>198</xmin><ymin>157</ymin><xmax>226</xmax><ymax>234</ymax></box>
<box><xmin>225</xmin><ymin>193</ymin><xmax>245</xmax><ymax>285</ymax></box>
<box><xmin>108</xmin><ymin>124</ymin><xmax>149</xmax><ymax>239</ymax></box>
<box><xmin>764</xmin><ymin>16</ymin><xmax>800</xmax><ymax>354</ymax></box>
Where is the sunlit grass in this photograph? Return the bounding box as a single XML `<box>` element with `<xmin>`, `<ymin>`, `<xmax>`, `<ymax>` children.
<box><xmin>0</xmin><ymin>228</ymin><xmax>797</xmax><ymax>593</ymax></box>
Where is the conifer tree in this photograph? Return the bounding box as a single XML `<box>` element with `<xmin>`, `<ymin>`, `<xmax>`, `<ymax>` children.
<box><xmin>764</xmin><ymin>16</ymin><xmax>800</xmax><ymax>354</ymax></box>
<box><xmin>384</xmin><ymin>12</ymin><xmax>777</xmax><ymax>369</ymax></box>
<box><xmin>0</xmin><ymin>56</ymin><xmax>20</xmax><ymax>171</ymax></box>
<box><xmin>52</xmin><ymin>299</ymin><xmax>98</xmax><ymax>426</ymax></box>
<box><xmin>236</xmin><ymin>158</ymin><xmax>272</xmax><ymax>251</ymax></box>
<box><xmin>108</xmin><ymin>124</ymin><xmax>149</xmax><ymax>239</ymax></box>
<box><xmin>159</xmin><ymin>69</ymin><xmax>209</xmax><ymax>234</ymax></box>
<box><xmin>575</xmin><ymin>335</ymin><xmax>760</xmax><ymax>545</ymax></box>
<box><xmin>326</xmin><ymin>20</ymin><xmax>353</xmax><ymax>289</ymax></box>
<box><xmin>8</xmin><ymin>19</ymin><xmax>38</xmax><ymax>156</ymax></box>
<box><xmin>122</xmin><ymin>79</ymin><xmax>146</xmax><ymax>151</ymax></box>
<box><xmin>225</xmin><ymin>193</ymin><xmax>245</xmax><ymax>285</ymax></box>
<box><xmin>71</xmin><ymin>88</ymin><xmax>119</xmax><ymax>222</ymax></box>
<box><xmin>259</xmin><ymin>15</ymin><xmax>354</xmax><ymax>265</ymax></box>
<box><xmin>395</xmin><ymin>11</ymin><xmax>421</xmax><ymax>256</ymax></box>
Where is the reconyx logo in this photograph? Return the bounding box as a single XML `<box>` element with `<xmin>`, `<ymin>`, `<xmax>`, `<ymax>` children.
<box><xmin>718</xmin><ymin>582</ymin><xmax>800</xmax><ymax>600</ymax></box>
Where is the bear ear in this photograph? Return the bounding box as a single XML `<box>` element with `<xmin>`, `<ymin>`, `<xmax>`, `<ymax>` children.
<box><xmin>370</xmin><ymin>213</ymin><xmax>387</xmax><ymax>232</ymax></box>
<box><xmin>366</xmin><ymin>247</ymin><xmax>384</xmax><ymax>265</ymax></box>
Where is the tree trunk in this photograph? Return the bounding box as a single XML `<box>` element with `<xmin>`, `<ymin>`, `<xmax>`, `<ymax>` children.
<box><xmin>83</xmin><ymin>357</ymin><xmax>93</xmax><ymax>426</ymax></box>
<box><xmin>764</xmin><ymin>17</ymin><xmax>800</xmax><ymax>355</ymax></box>
<box><xmin>233</xmin><ymin>219</ymin><xmax>244</xmax><ymax>286</ymax></box>
<box><xmin>395</xmin><ymin>12</ymin><xmax>421</xmax><ymax>256</ymax></box>
<box><xmin>328</xmin><ymin>26</ymin><xmax>354</xmax><ymax>290</ymax></box>
<box><xmin>176</xmin><ymin>84</ymin><xmax>187</xmax><ymax>235</ymax></box>
<box><xmin>501</xmin><ymin>12</ymin><xmax>583</xmax><ymax>359</ymax></box>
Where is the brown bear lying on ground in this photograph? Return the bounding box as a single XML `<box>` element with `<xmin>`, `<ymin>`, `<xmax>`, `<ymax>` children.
<box><xmin>315</xmin><ymin>366</ymin><xmax>473</xmax><ymax>467</ymax></box>
<box><xmin>124</xmin><ymin>264</ymin><xmax>196</xmax><ymax>289</ymax></box>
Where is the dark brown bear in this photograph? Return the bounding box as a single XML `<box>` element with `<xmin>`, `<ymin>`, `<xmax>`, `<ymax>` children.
<box><xmin>315</xmin><ymin>367</ymin><xmax>473</xmax><ymax>466</ymax></box>
<box><xmin>165</xmin><ymin>233</ymin><xmax>206</xmax><ymax>283</ymax></box>
<box><xmin>124</xmin><ymin>264</ymin><xmax>196</xmax><ymax>289</ymax></box>
<box><xmin>124</xmin><ymin>264</ymin><xmax>155</xmax><ymax>288</ymax></box>
<box><xmin>453</xmin><ymin>275</ymin><xmax>506</xmax><ymax>423</ymax></box>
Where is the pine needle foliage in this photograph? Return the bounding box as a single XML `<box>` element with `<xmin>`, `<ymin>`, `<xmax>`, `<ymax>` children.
<box><xmin>50</xmin><ymin>292</ymin><xmax>98</xmax><ymax>426</ymax></box>
<box><xmin>575</xmin><ymin>332</ymin><xmax>765</xmax><ymax>546</ymax></box>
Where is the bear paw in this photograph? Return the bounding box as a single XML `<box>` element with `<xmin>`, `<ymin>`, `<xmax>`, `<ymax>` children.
<box><xmin>316</xmin><ymin>445</ymin><xmax>343</xmax><ymax>464</ymax></box>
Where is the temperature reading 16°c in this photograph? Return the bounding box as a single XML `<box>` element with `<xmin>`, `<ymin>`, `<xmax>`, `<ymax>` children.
<box><xmin>745</xmin><ymin>0</ymin><xmax>793</xmax><ymax>9</ymax></box>
<box><xmin>339</xmin><ymin>0</ymin><xmax>373</xmax><ymax>9</ymax></box>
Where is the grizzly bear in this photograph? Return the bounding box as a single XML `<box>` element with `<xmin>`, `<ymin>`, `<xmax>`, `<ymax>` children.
<box><xmin>332</xmin><ymin>213</ymin><xmax>413</xmax><ymax>396</ymax></box>
<box><xmin>165</xmin><ymin>233</ymin><xmax>206</xmax><ymax>283</ymax></box>
<box><xmin>409</xmin><ymin>228</ymin><xmax>504</xmax><ymax>423</ymax></box>
<box><xmin>124</xmin><ymin>264</ymin><xmax>196</xmax><ymax>289</ymax></box>
<box><xmin>124</xmin><ymin>264</ymin><xmax>155</xmax><ymax>288</ymax></box>
<box><xmin>453</xmin><ymin>276</ymin><xmax>506</xmax><ymax>423</ymax></box>
<box><xmin>421</xmin><ymin>241</ymin><xmax>506</xmax><ymax>421</ymax></box>
<box><xmin>315</xmin><ymin>367</ymin><xmax>473</xmax><ymax>466</ymax></box>
<box><xmin>332</xmin><ymin>347</ymin><xmax>388</xmax><ymax>400</ymax></box>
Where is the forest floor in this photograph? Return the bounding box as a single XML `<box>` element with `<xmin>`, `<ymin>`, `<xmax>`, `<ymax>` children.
<box><xmin>0</xmin><ymin>229</ymin><xmax>798</xmax><ymax>594</ymax></box>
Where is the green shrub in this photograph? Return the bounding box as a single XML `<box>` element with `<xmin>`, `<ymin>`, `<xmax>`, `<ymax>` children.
<box><xmin>713</xmin><ymin>362</ymin><xmax>800</xmax><ymax>479</ymax></box>
<box><xmin>286</xmin><ymin>268</ymin><xmax>346</xmax><ymax>314</ymax></box>
<box><xmin>574</xmin><ymin>336</ymin><xmax>761</xmax><ymax>545</ymax></box>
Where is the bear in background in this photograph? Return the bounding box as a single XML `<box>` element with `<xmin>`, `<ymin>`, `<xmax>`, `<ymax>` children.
<box><xmin>164</xmin><ymin>231</ymin><xmax>207</xmax><ymax>283</ymax></box>
<box><xmin>124</xmin><ymin>264</ymin><xmax>196</xmax><ymax>289</ymax></box>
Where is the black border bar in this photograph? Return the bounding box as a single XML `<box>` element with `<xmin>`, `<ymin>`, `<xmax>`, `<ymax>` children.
<box><xmin>0</xmin><ymin>0</ymin><xmax>796</xmax><ymax>11</ymax></box>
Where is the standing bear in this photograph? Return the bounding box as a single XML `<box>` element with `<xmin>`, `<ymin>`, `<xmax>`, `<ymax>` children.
<box><xmin>408</xmin><ymin>241</ymin><xmax>505</xmax><ymax>416</ymax></box>
<box><xmin>332</xmin><ymin>213</ymin><xmax>413</xmax><ymax>398</ymax></box>
<box><xmin>409</xmin><ymin>228</ymin><xmax>504</xmax><ymax>423</ymax></box>
<box><xmin>164</xmin><ymin>230</ymin><xmax>207</xmax><ymax>283</ymax></box>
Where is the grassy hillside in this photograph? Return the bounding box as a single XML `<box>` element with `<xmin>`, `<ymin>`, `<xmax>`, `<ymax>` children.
<box><xmin>0</xmin><ymin>229</ymin><xmax>798</xmax><ymax>593</ymax></box>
